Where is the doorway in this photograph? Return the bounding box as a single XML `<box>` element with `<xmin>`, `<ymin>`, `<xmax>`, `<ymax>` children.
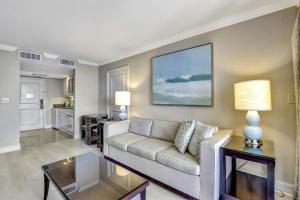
<box><xmin>106</xmin><ymin>66</ymin><xmax>129</xmax><ymax>119</ymax></box>
<box><xmin>20</xmin><ymin>77</ymin><xmax>45</xmax><ymax>131</ymax></box>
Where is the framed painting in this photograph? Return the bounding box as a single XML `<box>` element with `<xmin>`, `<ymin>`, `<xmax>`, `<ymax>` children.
<box><xmin>151</xmin><ymin>43</ymin><xmax>213</xmax><ymax>106</ymax></box>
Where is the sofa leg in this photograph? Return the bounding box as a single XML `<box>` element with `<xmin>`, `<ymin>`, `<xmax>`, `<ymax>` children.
<box><xmin>140</xmin><ymin>189</ymin><xmax>146</xmax><ymax>200</ymax></box>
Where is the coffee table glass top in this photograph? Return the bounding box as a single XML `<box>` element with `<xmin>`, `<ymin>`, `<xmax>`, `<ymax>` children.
<box><xmin>42</xmin><ymin>153</ymin><xmax>148</xmax><ymax>200</ymax></box>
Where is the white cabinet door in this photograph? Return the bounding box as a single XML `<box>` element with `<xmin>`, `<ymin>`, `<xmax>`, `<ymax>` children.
<box><xmin>64</xmin><ymin>76</ymin><xmax>74</xmax><ymax>97</ymax></box>
<box><xmin>57</xmin><ymin>109</ymin><xmax>74</xmax><ymax>133</ymax></box>
<box><xmin>106</xmin><ymin>66</ymin><xmax>129</xmax><ymax>119</ymax></box>
<box><xmin>20</xmin><ymin>78</ymin><xmax>44</xmax><ymax>131</ymax></box>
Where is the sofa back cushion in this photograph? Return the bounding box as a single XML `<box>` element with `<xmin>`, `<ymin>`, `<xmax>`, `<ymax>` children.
<box><xmin>128</xmin><ymin>117</ymin><xmax>153</xmax><ymax>137</ymax></box>
<box><xmin>150</xmin><ymin>120</ymin><xmax>180</xmax><ymax>142</ymax></box>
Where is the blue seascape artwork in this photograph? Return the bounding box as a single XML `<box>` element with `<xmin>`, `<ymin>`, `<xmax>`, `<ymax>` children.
<box><xmin>152</xmin><ymin>44</ymin><xmax>212</xmax><ymax>106</ymax></box>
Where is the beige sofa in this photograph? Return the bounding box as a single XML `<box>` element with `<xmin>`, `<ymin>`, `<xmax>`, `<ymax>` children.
<box><xmin>103</xmin><ymin>118</ymin><xmax>233</xmax><ymax>200</ymax></box>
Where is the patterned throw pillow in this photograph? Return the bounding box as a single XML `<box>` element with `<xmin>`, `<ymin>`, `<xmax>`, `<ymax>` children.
<box><xmin>188</xmin><ymin>121</ymin><xmax>218</xmax><ymax>158</ymax></box>
<box><xmin>174</xmin><ymin>120</ymin><xmax>196</xmax><ymax>153</ymax></box>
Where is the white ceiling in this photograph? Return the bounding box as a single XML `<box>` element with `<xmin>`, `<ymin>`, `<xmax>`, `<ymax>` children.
<box><xmin>20</xmin><ymin>61</ymin><xmax>74</xmax><ymax>79</ymax></box>
<box><xmin>0</xmin><ymin>0</ymin><xmax>297</xmax><ymax>66</ymax></box>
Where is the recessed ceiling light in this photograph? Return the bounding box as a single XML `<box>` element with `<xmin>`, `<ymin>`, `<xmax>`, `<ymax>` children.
<box><xmin>43</xmin><ymin>52</ymin><xmax>59</xmax><ymax>59</ymax></box>
<box><xmin>0</xmin><ymin>43</ymin><xmax>18</xmax><ymax>52</ymax></box>
<box><xmin>77</xmin><ymin>59</ymin><xmax>99</xmax><ymax>67</ymax></box>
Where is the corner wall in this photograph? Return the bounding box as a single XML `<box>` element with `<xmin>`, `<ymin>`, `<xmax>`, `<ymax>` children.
<box><xmin>44</xmin><ymin>78</ymin><xmax>65</xmax><ymax>128</ymax></box>
<box><xmin>99</xmin><ymin>7</ymin><xmax>298</xmax><ymax>191</ymax></box>
<box><xmin>74</xmin><ymin>63</ymin><xmax>99</xmax><ymax>139</ymax></box>
<box><xmin>0</xmin><ymin>50</ymin><xmax>20</xmax><ymax>152</ymax></box>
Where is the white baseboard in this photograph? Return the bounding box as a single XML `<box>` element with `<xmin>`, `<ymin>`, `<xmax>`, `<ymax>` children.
<box><xmin>44</xmin><ymin>125</ymin><xmax>52</xmax><ymax>129</ymax></box>
<box><xmin>276</xmin><ymin>181</ymin><xmax>294</xmax><ymax>196</ymax></box>
<box><xmin>0</xmin><ymin>144</ymin><xmax>21</xmax><ymax>154</ymax></box>
<box><xmin>238</xmin><ymin>161</ymin><xmax>294</xmax><ymax>196</ymax></box>
<box><xmin>74</xmin><ymin>134</ymin><xmax>80</xmax><ymax>139</ymax></box>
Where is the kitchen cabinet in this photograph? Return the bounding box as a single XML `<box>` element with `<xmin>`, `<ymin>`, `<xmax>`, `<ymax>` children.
<box><xmin>52</xmin><ymin>108</ymin><xmax>74</xmax><ymax>134</ymax></box>
<box><xmin>64</xmin><ymin>75</ymin><xmax>74</xmax><ymax>97</ymax></box>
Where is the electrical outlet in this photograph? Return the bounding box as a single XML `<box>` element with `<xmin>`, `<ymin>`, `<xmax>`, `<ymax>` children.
<box><xmin>1</xmin><ymin>97</ymin><xmax>10</xmax><ymax>104</ymax></box>
<box><xmin>288</xmin><ymin>94</ymin><xmax>296</xmax><ymax>104</ymax></box>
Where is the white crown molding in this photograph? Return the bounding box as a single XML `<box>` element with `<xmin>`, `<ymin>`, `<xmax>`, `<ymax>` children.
<box><xmin>99</xmin><ymin>0</ymin><xmax>298</xmax><ymax>66</ymax></box>
<box><xmin>43</xmin><ymin>52</ymin><xmax>59</xmax><ymax>59</ymax></box>
<box><xmin>0</xmin><ymin>144</ymin><xmax>20</xmax><ymax>154</ymax></box>
<box><xmin>77</xmin><ymin>59</ymin><xmax>99</xmax><ymax>67</ymax></box>
<box><xmin>20</xmin><ymin>71</ymin><xmax>68</xmax><ymax>79</ymax></box>
<box><xmin>0</xmin><ymin>43</ymin><xmax>19</xmax><ymax>52</ymax></box>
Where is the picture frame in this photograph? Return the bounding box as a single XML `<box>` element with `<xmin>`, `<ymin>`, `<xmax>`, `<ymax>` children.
<box><xmin>151</xmin><ymin>43</ymin><xmax>213</xmax><ymax>106</ymax></box>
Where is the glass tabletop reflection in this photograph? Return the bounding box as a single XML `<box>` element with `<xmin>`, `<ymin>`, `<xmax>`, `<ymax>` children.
<box><xmin>42</xmin><ymin>153</ymin><xmax>148</xmax><ymax>200</ymax></box>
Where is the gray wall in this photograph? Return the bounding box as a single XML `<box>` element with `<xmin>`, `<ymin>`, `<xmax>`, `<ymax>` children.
<box><xmin>0</xmin><ymin>50</ymin><xmax>20</xmax><ymax>148</ymax></box>
<box><xmin>74</xmin><ymin>63</ymin><xmax>99</xmax><ymax>139</ymax></box>
<box><xmin>99</xmin><ymin>8</ymin><xmax>298</xmax><ymax>187</ymax></box>
<box><xmin>45</xmin><ymin>78</ymin><xmax>65</xmax><ymax>127</ymax></box>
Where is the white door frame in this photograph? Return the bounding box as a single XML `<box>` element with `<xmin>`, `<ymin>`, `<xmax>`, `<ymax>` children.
<box><xmin>20</xmin><ymin>77</ymin><xmax>46</xmax><ymax>131</ymax></box>
<box><xmin>106</xmin><ymin>65</ymin><xmax>130</xmax><ymax>119</ymax></box>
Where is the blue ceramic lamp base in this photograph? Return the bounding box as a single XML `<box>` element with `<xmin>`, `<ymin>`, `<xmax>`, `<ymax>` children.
<box><xmin>243</xmin><ymin>110</ymin><xmax>263</xmax><ymax>148</ymax></box>
<box><xmin>119</xmin><ymin>105</ymin><xmax>127</xmax><ymax>121</ymax></box>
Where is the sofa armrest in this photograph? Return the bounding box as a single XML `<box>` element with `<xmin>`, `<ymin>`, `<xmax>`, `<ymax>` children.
<box><xmin>200</xmin><ymin>129</ymin><xmax>233</xmax><ymax>200</ymax></box>
<box><xmin>103</xmin><ymin>120</ymin><xmax>130</xmax><ymax>156</ymax></box>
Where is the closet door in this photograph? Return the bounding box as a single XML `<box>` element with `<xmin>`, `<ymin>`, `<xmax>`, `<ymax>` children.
<box><xmin>106</xmin><ymin>66</ymin><xmax>129</xmax><ymax>120</ymax></box>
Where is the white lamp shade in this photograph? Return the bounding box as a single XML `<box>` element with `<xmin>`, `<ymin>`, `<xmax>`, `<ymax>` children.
<box><xmin>116</xmin><ymin>165</ymin><xmax>129</xmax><ymax>176</ymax></box>
<box><xmin>115</xmin><ymin>91</ymin><xmax>130</xmax><ymax>106</ymax></box>
<box><xmin>234</xmin><ymin>80</ymin><xmax>272</xmax><ymax>111</ymax></box>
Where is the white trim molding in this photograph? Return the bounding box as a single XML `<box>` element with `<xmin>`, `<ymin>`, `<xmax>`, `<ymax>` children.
<box><xmin>99</xmin><ymin>0</ymin><xmax>298</xmax><ymax>66</ymax></box>
<box><xmin>0</xmin><ymin>43</ymin><xmax>19</xmax><ymax>52</ymax></box>
<box><xmin>106</xmin><ymin>65</ymin><xmax>130</xmax><ymax>118</ymax></box>
<box><xmin>0</xmin><ymin>144</ymin><xmax>21</xmax><ymax>154</ymax></box>
<box><xmin>77</xmin><ymin>59</ymin><xmax>99</xmax><ymax>67</ymax></box>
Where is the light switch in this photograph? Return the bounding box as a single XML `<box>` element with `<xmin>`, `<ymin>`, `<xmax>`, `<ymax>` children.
<box><xmin>288</xmin><ymin>94</ymin><xmax>296</xmax><ymax>104</ymax></box>
<box><xmin>1</xmin><ymin>97</ymin><xmax>10</xmax><ymax>103</ymax></box>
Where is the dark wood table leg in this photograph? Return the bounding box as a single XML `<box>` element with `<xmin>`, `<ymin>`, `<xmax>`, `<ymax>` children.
<box><xmin>267</xmin><ymin>161</ymin><xmax>275</xmax><ymax>200</ymax></box>
<box><xmin>220</xmin><ymin>148</ymin><xmax>226</xmax><ymax>197</ymax></box>
<box><xmin>140</xmin><ymin>188</ymin><xmax>146</xmax><ymax>200</ymax></box>
<box><xmin>231</xmin><ymin>157</ymin><xmax>236</xmax><ymax>196</ymax></box>
<box><xmin>44</xmin><ymin>173</ymin><xmax>49</xmax><ymax>200</ymax></box>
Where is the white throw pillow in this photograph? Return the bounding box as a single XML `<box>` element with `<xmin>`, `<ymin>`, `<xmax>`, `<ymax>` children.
<box><xmin>174</xmin><ymin>120</ymin><xmax>196</xmax><ymax>153</ymax></box>
<box><xmin>188</xmin><ymin>121</ymin><xmax>218</xmax><ymax>158</ymax></box>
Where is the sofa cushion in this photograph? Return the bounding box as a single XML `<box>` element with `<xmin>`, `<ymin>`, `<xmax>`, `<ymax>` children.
<box><xmin>156</xmin><ymin>147</ymin><xmax>200</xmax><ymax>176</ymax></box>
<box><xmin>188</xmin><ymin>121</ymin><xmax>218</xmax><ymax>158</ymax></box>
<box><xmin>106</xmin><ymin>132</ymin><xmax>147</xmax><ymax>151</ymax></box>
<box><xmin>174</xmin><ymin>120</ymin><xmax>196</xmax><ymax>153</ymax></box>
<box><xmin>128</xmin><ymin>117</ymin><xmax>153</xmax><ymax>136</ymax></box>
<box><xmin>128</xmin><ymin>138</ymin><xmax>173</xmax><ymax>161</ymax></box>
<box><xmin>150</xmin><ymin>120</ymin><xmax>180</xmax><ymax>142</ymax></box>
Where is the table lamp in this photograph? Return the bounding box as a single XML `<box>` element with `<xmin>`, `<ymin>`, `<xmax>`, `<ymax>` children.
<box><xmin>115</xmin><ymin>91</ymin><xmax>131</xmax><ymax>121</ymax></box>
<box><xmin>234</xmin><ymin>80</ymin><xmax>272</xmax><ymax>148</ymax></box>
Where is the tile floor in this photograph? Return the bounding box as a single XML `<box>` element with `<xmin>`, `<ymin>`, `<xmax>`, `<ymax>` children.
<box><xmin>0</xmin><ymin>129</ymin><xmax>293</xmax><ymax>200</ymax></box>
<box><xmin>20</xmin><ymin>129</ymin><xmax>72</xmax><ymax>147</ymax></box>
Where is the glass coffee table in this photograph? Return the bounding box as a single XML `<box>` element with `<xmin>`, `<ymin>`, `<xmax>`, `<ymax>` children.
<box><xmin>42</xmin><ymin>153</ymin><xmax>149</xmax><ymax>200</ymax></box>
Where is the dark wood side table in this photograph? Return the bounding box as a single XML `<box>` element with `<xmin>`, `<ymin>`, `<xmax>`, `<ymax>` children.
<box><xmin>220</xmin><ymin>136</ymin><xmax>275</xmax><ymax>200</ymax></box>
<box><xmin>81</xmin><ymin>114</ymin><xmax>108</xmax><ymax>145</ymax></box>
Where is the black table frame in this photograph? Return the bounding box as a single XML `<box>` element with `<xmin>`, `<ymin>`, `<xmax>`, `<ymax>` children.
<box><xmin>42</xmin><ymin>157</ymin><xmax>149</xmax><ymax>200</ymax></box>
<box><xmin>219</xmin><ymin>147</ymin><xmax>275</xmax><ymax>200</ymax></box>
